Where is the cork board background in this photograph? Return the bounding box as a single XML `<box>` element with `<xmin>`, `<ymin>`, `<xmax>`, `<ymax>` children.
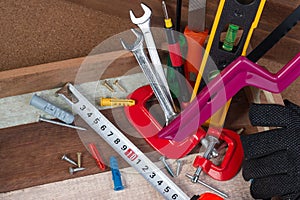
<box><xmin>0</xmin><ymin>0</ymin><xmax>299</xmax><ymax>103</ymax></box>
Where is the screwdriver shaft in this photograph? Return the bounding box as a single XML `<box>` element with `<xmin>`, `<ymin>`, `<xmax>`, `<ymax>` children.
<box><xmin>162</xmin><ymin>1</ymin><xmax>169</xmax><ymax>19</ymax></box>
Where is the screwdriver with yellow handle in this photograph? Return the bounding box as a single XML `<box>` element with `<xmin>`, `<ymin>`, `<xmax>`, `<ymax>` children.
<box><xmin>162</xmin><ymin>1</ymin><xmax>190</xmax><ymax>108</ymax></box>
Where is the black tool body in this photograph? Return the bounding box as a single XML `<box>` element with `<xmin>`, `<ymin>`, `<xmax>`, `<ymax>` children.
<box><xmin>204</xmin><ymin>0</ymin><xmax>261</xmax><ymax>75</ymax></box>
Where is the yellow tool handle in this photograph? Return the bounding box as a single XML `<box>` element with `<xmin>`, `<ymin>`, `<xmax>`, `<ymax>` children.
<box><xmin>242</xmin><ymin>0</ymin><xmax>267</xmax><ymax>56</ymax></box>
<box><xmin>190</xmin><ymin>0</ymin><xmax>226</xmax><ymax>101</ymax></box>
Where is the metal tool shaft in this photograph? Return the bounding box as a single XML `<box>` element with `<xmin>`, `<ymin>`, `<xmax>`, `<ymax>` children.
<box><xmin>192</xmin><ymin>135</ymin><xmax>218</xmax><ymax>183</ymax></box>
<box><xmin>130</xmin><ymin>3</ymin><xmax>175</xmax><ymax>112</ymax></box>
<box><xmin>121</xmin><ymin>29</ymin><xmax>177</xmax><ymax>124</ymax></box>
<box><xmin>131</xmin><ymin>43</ymin><xmax>177</xmax><ymax>124</ymax></box>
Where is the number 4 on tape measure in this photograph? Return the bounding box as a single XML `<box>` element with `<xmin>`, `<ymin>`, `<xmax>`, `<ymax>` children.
<box><xmin>57</xmin><ymin>83</ymin><xmax>192</xmax><ymax>200</ymax></box>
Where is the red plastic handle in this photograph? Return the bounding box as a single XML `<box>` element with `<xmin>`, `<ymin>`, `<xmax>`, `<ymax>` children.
<box><xmin>184</xmin><ymin>26</ymin><xmax>209</xmax><ymax>86</ymax></box>
<box><xmin>88</xmin><ymin>143</ymin><xmax>106</xmax><ymax>170</ymax></box>
<box><xmin>198</xmin><ymin>193</ymin><xmax>224</xmax><ymax>200</ymax></box>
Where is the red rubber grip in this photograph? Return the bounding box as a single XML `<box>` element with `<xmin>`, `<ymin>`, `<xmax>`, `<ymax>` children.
<box><xmin>168</xmin><ymin>43</ymin><xmax>183</xmax><ymax>67</ymax></box>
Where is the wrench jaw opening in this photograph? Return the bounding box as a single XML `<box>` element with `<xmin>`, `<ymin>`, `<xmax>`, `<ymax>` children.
<box><xmin>129</xmin><ymin>3</ymin><xmax>152</xmax><ymax>26</ymax></box>
<box><xmin>120</xmin><ymin>29</ymin><xmax>144</xmax><ymax>52</ymax></box>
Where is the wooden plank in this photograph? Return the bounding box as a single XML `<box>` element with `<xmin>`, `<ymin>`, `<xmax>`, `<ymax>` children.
<box><xmin>0</xmin><ymin>73</ymin><xmax>149</xmax><ymax>129</ymax></box>
<box><xmin>0</xmin><ymin>51</ymin><xmax>139</xmax><ymax>99</ymax></box>
<box><xmin>0</xmin><ymin>86</ymin><xmax>255</xmax><ymax>193</ymax></box>
<box><xmin>0</xmin><ymin>0</ymin><xmax>133</xmax><ymax>71</ymax></box>
<box><xmin>0</xmin><ymin>154</ymin><xmax>253</xmax><ymax>200</ymax></box>
<box><xmin>0</xmin><ymin>0</ymin><xmax>298</xmax><ymax>72</ymax></box>
<box><xmin>0</xmin><ymin>107</ymin><xmax>159</xmax><ymax>193</ymax></box>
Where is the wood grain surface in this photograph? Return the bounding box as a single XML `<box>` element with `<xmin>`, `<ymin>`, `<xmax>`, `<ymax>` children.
<box><xmin>0</xmin><ymin>0</ymin><xmax>299</xmax><ymax>199</ymax></box>
<box><xmin>0</xmin><ymin>107</ymin><xmax>160</xmax><ymax>193</ymax></box>
<box><xmin>0</xmin><ymin>153</ymin><xmax>253</xmax><ymax>200</ymax></box>
<box><xmin>0</xmin><ymin>51</ymin><xmax>139</xmax><ymax>98</ymax></box>
<box><xmin>0</xmin><ymin>88</ymin><xmax>261</xmax><ymax>194</ymax></box>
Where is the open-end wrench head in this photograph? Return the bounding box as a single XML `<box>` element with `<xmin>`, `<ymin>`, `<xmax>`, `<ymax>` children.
<box><xmin>120</xmin><ymin>29</ymin><xmax>144</xmax><ymax>51</ymax></box>
<box><xmin>129</xmin><ymin>3</ymin><xmax>152</xmax><ymax>25</ymax></box>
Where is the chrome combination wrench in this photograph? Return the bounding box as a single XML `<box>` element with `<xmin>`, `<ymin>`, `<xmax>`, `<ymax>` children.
<box><xmin>129</xmin><ymin>3</ymin><xmax>175</xmax><ymax>111</ymax></box>
<box><xmin>121</xmin><ymin>29</ymin><xmax>177</xmax><ymax>125</ymax></box>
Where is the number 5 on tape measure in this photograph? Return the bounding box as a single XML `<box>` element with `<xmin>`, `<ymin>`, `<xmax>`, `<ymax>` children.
<box><xmin>57</xmin><ymin>83</ymin><xmax>190</xmax><ymax>200</ymax></box>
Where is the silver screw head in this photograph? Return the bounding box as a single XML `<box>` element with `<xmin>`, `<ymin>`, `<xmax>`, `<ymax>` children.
<box><xmin>159</xmin><ymin>156</ymin><xmax>175</xmax><ymax>177</ymax></box>
<box><xmin>113</xmin><ymin>80</ymin><xmax>127</xmax><ymax>92</ymax></box>
<box><xmin>61</xmin><ymin>154</ymin><xmax>78</xmax><ymax>166</ymax></box>
<box><xmin>69</xmin><ymin>167</ymin><xmax>85</xmax><ymax>175</ymax></box>
<box><xmin>102</xmin><ymin>80</ymin><xmax>115</xmax><ymax>92</ymax></box>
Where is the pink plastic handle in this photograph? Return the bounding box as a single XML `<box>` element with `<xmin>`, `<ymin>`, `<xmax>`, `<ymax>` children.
<box><xmin>158</xmin><ymin>53</ymin><xmax>300</xmax><ymax>141</ymax></box>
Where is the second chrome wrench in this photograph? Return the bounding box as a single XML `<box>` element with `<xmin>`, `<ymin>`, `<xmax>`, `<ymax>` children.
<box><xmin>121</xmin><ymin>29</ymin><xmax>177</xmax><ymax>125</ymax></box>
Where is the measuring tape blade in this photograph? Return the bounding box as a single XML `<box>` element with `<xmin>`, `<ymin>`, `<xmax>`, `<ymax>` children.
<box><xmin>58</xmin><ymin>83</ymin><xmax>190</xmax><ymax>200</ymax></box>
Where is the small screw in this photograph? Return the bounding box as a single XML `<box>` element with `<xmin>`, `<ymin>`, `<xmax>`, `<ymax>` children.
<box><xmin>61</xmin><ymin>154</ymin><xmax>78</xmax><ymax>166</ymax></box>
<box><xmin>69</xmin><ymin>167</ymin><xmax>85</xmax><ymax>175</ymax></box>
<box><xmin>176</xmin><ymin>160</ymin><xmax>182</xmax><ymax>177</ymax></box>
<box><xmin>77</xmin><ymin>152</ymin><xmax>82</xmax><ymax>168</ymax></box>
<box><xmin>113</xmin><ymin>80</ymin><xmax>127</xmax><ymax>92</ymax></box>
<box><xmin>102</xmin><ymin>80</ymin><xmax>115</xmax><ymax>92</ymax></box>
<box><xmin>159</xmin><ymin>156</ymin><xmax>175</xmax><ymax>177</ymax></box>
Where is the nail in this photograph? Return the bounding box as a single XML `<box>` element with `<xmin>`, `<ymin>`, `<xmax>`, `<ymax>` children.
<box><xmin>113</xmin><ymin>80</ymin><xmax>127</xmax><ymax>92</ymax></box>
<box><xmin>77</xmin><ymin>152</ymin><xmax>82</xmax><ymax>168</ymax></box>
<box><xmin>159</xmin><ymin>156</ymin><xmax>175</xmax><ymax>177</ymax></box>
<box><xmin>69</xmin><ymin>167</ymin><xmax>85</xmax><ymax>175</ymax></box>
<box><xmin>102</xmin><ymin>80</ymin><xmax>115</xmax><ymax>92</ymax></box>
<box><xmin>176</xmin><ymin>160</ymin><xmax>182</xmax><ymax>177</ymax></box>
<box><xmin>39</xmin><ymin>116</ymin><xmax>87</xmax><ymax>131</ymax></box>
<box><xmin>61</xmin><ymin>154</ymin><xmax>78</xmax><ymax>166</ymax></box>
